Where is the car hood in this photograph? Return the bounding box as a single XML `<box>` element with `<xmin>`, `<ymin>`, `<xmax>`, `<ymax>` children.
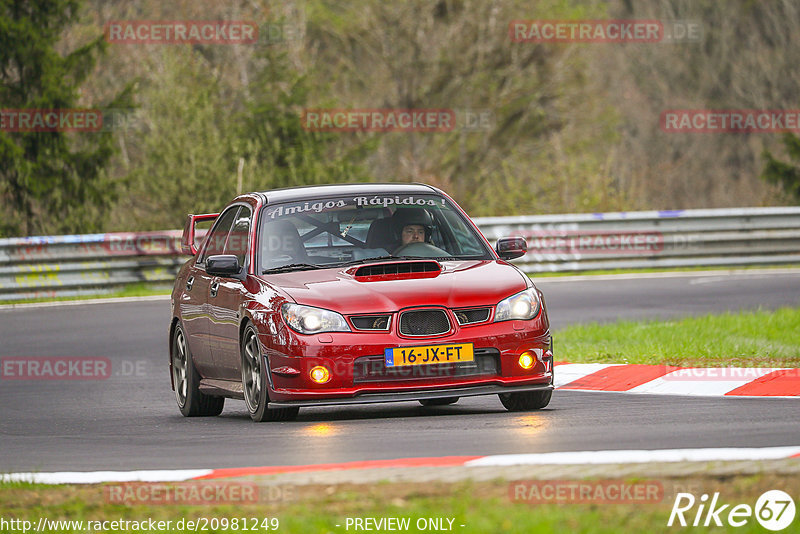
<box><xmin>261</xmin><ymin>260</ymin><xmax>530</xmax><ymax>314</ymax></box>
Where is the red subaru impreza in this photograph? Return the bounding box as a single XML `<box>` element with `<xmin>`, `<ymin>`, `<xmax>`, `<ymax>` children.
<box><xmin>169</xmin><ymin>183</ymin><xmax>553</xmax><ymax>421</ymax></box>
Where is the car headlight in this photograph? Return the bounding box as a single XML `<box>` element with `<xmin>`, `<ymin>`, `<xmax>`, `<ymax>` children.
<box><xmin>281</xmin><ymin>303</ymin><xmax>351</xmax><ymax>334</ymax></box>
<box><xmin>495</xmin><ymin>288</ymin><xmax>541</xmax><ymax>322</ymax></box>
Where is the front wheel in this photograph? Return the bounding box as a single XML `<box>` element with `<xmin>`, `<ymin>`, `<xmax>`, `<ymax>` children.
<box><xmin>498</xmin><ymin>390</ymin><xmax>552</xmax><ymax>411</ymax></box>
<box><xmin>241</xmin><ymin>324</ymin><xmax>299</xmax><ymax>422</ymax></box>
<box><xmin>172</xmin><ymin>324</ymin><xmax>224</xmax><ymax>417</ymax></box>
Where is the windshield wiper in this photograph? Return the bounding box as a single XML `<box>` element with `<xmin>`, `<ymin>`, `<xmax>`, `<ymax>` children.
<box><xmin>262</xmin><ymin>263</ymin><xmax>322</xmax><ymax>274</ymax></box>
<box><xmin>448</xmin><ymin>255</ymin><xmax>487</xmax><ymax>260</ymax></box>
<box><xmin>338</xmin><ymin>255</ymin><xmax>397</xmax><ymax>267</ymax></box>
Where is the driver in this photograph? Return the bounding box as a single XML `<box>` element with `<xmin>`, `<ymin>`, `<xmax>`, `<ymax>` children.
<box><xmin>391</xmin><ymin>208</ymin><xmax>434</xmax><ymax>253</ymax></box>
<box><xmin>400</xmin><ymin>224</ymin><xmax>426</xmax><ymax>245</ymax></box>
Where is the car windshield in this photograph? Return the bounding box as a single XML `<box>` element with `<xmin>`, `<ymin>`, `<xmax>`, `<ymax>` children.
<box><xmin>257</xmin><ymin>193</ymin><xmax>493</xmax><ymax>272</ymax></box>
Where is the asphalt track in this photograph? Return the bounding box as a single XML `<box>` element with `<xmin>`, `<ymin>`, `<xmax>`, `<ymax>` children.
<box><xmin>1</xmin><ymin>270</ymin><xmax>798</xmax><ymax>473</ymax></box>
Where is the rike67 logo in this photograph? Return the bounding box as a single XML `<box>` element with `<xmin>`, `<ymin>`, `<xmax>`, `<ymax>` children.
<box><xmin>668</xmin><ymin>490</ymin><xmax>796</xmax><ymax>531</ymax></box>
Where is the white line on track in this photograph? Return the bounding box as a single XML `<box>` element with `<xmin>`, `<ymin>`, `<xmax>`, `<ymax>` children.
<box><xmin>1</xmin><ymin>469</ymin><xmax>212</xmax><ymax>484</ymax></box>
<box><xmin>4</xmin><ymin>447</ymin><xmax>799</xmax><ymax>484</ymax></box>
<box><xmin>552</xmin><ymin>363</ymin><xmax>621</xmax><ymax>387</ymax></box>
<box><xmin>464</xmin><ymin>446</ymin><xmax>800</xmax><ymax>467</ymax></box>
<box><xmin>532</xmin><ymin>267</ymin><xmax>800</xmax><ymax>283</ymax></box>
<box><xmin>0</xmin><ymin>294</ymin><xmax>170</xmax><ymax>311</ymax></box>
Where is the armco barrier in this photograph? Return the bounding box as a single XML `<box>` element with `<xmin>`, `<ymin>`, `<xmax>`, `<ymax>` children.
<box><xmin>1</xmin><ymin>207</ymin><xmax>799</xmax><ymax>301</ymax></box>
<box><xmin>474</xmin><ymin>207</ymin><xmax>800</xmax><ymax>273</ymax></box>
<box><xmin>0</xmin><ymin>231</ymin><xmax>186</xmax><ymax>301</ymax></box>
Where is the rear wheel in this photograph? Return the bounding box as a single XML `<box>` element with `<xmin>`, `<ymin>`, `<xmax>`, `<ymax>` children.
<box><xmin>172</xmin><ymin>324</ymin><xmax>224</xmax><ymax>417</ymax></box>
<box><xmin>419</xmin><ymin>397</ymin><xmax>459</xmax><ymax>406</ymax></box>
<box><xmin>498</xmin><ymin>390</ymin><xmax>552</xmax><ymax>411</ymax></box>
<box><xmin>241</xmin><ymin>324</ymin><xmax>299</xmax><ymax>422</ymax></box>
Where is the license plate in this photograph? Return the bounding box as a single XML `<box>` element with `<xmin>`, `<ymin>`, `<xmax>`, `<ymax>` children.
<box><xmin>385</xmin><ymin>343</ymin><xmax>474</xmax><ymax>367</ymax></box>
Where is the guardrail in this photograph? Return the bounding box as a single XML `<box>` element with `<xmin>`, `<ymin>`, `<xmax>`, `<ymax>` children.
<box><xmin>0</xmin><ymin>231</ymin><xmax>185</xmax><ymax>301</ymax></box>
<box><xmin>473</xmin><ymin>206</ymin><xmax>800</xmax><ymax>273</ymax></box>
<box><xmin>1</xmin><ymin>207</ymin><xmax>799</xmax><ymax>301</ymax></box>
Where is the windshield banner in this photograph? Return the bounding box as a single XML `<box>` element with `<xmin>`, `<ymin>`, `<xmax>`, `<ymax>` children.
<box><xmin>265</xmin><ymin>195</ymin><xmax>446</xmax><ymax>219</ymax></box>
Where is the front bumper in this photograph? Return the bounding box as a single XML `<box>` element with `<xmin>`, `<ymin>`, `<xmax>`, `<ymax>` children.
<box><xmin>257</xmin><ymin>315</ymin><xmax>553</xmax><ymax>402</ymax></box>
<box><xmin>267</xmin><ymin>383</ymin><xmax>553</xmax><ymax>408</ymax></box>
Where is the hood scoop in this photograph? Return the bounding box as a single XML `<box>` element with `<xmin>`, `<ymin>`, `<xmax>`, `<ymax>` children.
<box><xmin>351</xmin><ymin>260</ymin><xmax>442</xmax><ymax>281</ymax></box>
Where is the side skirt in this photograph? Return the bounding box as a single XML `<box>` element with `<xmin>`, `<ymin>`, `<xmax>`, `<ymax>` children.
<box><xmin>199</xmin><ymin>378</ymin><xmax>244</xmax><ymax>400</ymax></box>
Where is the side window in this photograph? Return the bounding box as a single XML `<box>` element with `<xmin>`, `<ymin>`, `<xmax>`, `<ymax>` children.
<box><xmin>224</xmin><ymin>206</ymin><xmax>252</xmax><ymax>266</ymax></box>
<box><xmin>199</xmin><ymin>207</ymin><xmax>240</xmax><ymax>263</ymax></box>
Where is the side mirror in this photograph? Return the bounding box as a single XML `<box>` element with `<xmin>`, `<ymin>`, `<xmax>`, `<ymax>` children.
<box><xmin>205</xmin><ymin>255</ymin><xmax>244</xmax><ymax>279</ymax></box>
<box><xmin>496</xmin><ymin>237</ymin><xmax>527</xmax><ymax>260</ymax></box>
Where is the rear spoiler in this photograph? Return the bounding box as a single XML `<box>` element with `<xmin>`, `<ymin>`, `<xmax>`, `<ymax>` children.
<box><xmin>181</xmin><ymin>213</ymin><xmax>219</xmax><ymax>255</ymax></box>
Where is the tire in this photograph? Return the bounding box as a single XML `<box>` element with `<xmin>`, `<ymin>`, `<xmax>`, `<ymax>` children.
<box><xmin>498</xmin><ymin>389</ymin><xmax>552</xmax><ymax>411</ymax></box>
<box><xmin>172</xmin><ymin>324</ymin><xmax>224</xmax><ymax>417</ymax></box>
<box><xmin>241</xmin><ymin>323</ymin><xmax>299</xmax><ymax>422</ymax></box>
<box><xmin>419</xmin><ymin>397</ymin><xmax>459</xmax><ymax>406</ymax></box>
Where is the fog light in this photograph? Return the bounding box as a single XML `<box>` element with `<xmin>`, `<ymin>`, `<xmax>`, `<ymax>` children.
<box><xmin>518</xmin><ymin>351</ymin><xmax>535</xmax><ymax>370</ymax></box>
<box><xmin>310</xmin><ymin>365</ymin><xmax>331</xmax><ymax>384</ymax></box>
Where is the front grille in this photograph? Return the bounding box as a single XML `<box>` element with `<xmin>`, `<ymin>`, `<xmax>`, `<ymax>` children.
<box><xmin>454</xmin><ymin>307</ymin><xmax>491</xmax><ymax>325</ymax></box>
<box><xmin>354</xmin><ymin>261</ymin><xmax>440</xmax><ymax>278</ymax></box>
<box><xmin>353</xmin><ymin>348</ymin><xmax>500</xmax><ymax>383</ymax></box>
<box><xmin>399</xmin><ymin>309</ymin><xmax>450</xmax><ymax>336</ymax></box>
<box><xmin>351</xmin><ymin>314</ymin><xmax>391</xmax><ymax>331</ymax></box>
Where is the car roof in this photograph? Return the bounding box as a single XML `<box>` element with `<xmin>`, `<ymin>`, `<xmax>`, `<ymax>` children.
<box><xmin>251</xmin><ymin>182</ymin><xmax>439</xmax><ymax>204</ymax></box>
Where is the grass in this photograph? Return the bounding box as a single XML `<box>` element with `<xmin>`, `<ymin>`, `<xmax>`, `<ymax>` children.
<box><xmin>554</xmin><ymin>307</ymin><xmax>800</xmax><ymax>367</ymax></box>
<box><xmin>0</xmin><ymin>283</ymin><xmax>171</xmax><ymax>306</ymax></box>
<box><xmin>1</xmin><ymin>473</ymin><xmax>797</xmax><ymax>533</ymax></box>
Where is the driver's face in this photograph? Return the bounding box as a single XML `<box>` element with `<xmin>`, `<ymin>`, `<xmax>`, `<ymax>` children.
<box><xmin>401</xmin><ymin>224</ymin><xmax>426</xmax><ymax>245</ymax></box>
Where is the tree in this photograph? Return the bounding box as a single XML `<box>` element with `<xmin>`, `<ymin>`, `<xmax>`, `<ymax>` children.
<box><xmin>761</xmin><ymin>134</ymin><xmax>800</xmax><ymax>202</ymax></box>
<box><xmin>119</xmin><ymin>48</ymin><xmax>240</xmax><ymax>231</ymax></box>
<box><xmin>238</xmin><ymin>46</ymin><xmax>375</xmax><ymax>194</ymax></box>
<box><xmin>118</xmin><ymin>40</ymin><xmax>373</xmax><ymax>232</ymax></box>
<box><xmin>302</xmin><ymin>0</ymin><xmax>614</xmax><ymax>216</ymax></box>
<box><xmin>0</xmin><ymin>0</ymin><xmax>129</xmax><ymax>236</ymax></box>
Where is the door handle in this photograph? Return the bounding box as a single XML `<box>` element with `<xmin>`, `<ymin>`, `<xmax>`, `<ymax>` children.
<box><xmin>185</xmin><ymin>276</ymin><xmax>194</xmax><ymax>291</ymax></box>
<box><xmin>210</xmin><ymin>280</ymin><xmax>219</xmax><ymax>298</ymax></box>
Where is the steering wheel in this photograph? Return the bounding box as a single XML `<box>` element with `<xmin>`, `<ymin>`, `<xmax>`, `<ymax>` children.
<box><xmin>394</xmin><ymin>241</ymin><xmax>450</xmax><ymax>258</ymax></box>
